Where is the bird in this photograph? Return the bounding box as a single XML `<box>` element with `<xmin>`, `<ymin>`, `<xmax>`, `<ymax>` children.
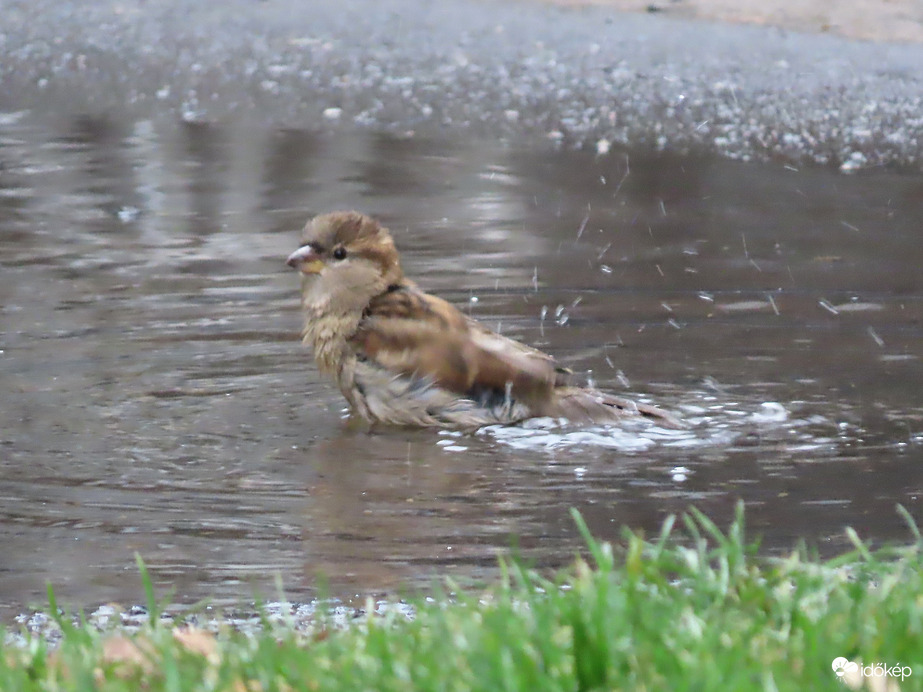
<box><xmin>286</xmin><ymin>211</ymin><xmax>683</xmax><ymax>429</ymax></box>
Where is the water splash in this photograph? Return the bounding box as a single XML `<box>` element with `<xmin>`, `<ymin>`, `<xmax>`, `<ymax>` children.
<box><xmin>467</xmin><ymin>397</ymin><xmax>840</xmax><ymax>455</ymax></box>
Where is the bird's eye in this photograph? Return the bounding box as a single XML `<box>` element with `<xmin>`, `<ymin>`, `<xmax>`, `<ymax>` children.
<box><xmin>332</xmin><ymin>247</ymin><xmax>347</xmax><ymax>260</ymax></box>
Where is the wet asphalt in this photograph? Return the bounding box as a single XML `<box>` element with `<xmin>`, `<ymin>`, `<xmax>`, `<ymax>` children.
<box><xmin>1</xmin><ymin>0</ymin><xmax>921</xmax><ymax>166</ymax></box>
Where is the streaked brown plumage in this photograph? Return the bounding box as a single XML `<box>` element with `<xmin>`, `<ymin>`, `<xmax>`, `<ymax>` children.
<box><xmin>287</xmin><ymin>211</ymin><xmax>683</xmax><ymax>429</ymax></box>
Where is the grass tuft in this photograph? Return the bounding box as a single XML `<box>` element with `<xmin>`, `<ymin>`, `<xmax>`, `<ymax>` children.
<box><xmin>2</xmin><ymin>503</ymin><xmax>922</xmax><ymax>691</ymax></box>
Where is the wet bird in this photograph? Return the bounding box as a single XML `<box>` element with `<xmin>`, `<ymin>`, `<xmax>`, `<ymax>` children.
<box><xmin>286</xmin><ymin>211</ymin><xmax>682</xmax><ymax>429</ymax></box>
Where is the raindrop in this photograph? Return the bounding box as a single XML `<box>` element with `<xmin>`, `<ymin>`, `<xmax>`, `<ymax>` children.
<box><xmin>670</xmin><ymin>466</ymin><xmax>690</xmax><ymax>482</ymax></box>
<box><xmin>767</xmin><ymin>294</ymin><xmax>780</xmax><ymax>315</ymax></box>
<box><xmin>116</xmin><ymin>206</ymin><xmax>140</xmax><ymax>223</ymax></box>
<box><xmin>867</xmin><ymin>326</ymin><xmax>884</xmax><ymax>347</ymax></box>
<box><xmin>577</xmin><ymin>206</ymin><xmax>590</xmax><ymax>239</ymax></box>
<box><xmin>818</xmin><ymin>299</ymin><xmax>839</xmax><ymax>315</ymax></box>
<box><xmin>554</xmin><ymin>305</ymin><xmax>569</xmax><ymax>326</ymax></box>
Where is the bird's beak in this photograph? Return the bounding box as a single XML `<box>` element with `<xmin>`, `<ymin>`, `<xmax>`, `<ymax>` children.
<box><xmin>286</xmin><ymin>245</ymin><xmax>325</xmax><ymax>274</ymax></box>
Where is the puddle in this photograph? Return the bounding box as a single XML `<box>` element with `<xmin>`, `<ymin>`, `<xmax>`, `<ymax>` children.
<box><xmin>1</xmin><ymin>114</ymin><xmax>922</xmax><ymax>617</ymax></box>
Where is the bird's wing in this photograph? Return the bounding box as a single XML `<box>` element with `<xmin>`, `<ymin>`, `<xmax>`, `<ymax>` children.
<box><xmin>350</xmin><ymin>285</ymin><xmax>560</xmax><ymax>400</ymax></box>
<box><xmin>465</xmin><ymin>317</ymin><xmax>573</xmax><ymax>387</ymax></box>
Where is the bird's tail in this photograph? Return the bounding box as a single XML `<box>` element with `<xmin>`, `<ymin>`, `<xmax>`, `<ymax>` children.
<box><xmin>543</xmin><ymin>386</ymin><xmax>687</xmax><ymax>429</ymax></box>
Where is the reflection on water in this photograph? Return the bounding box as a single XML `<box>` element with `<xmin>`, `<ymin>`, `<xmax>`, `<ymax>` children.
<box><xmin>1</xmin><ymin>113</ymin><xmax>922</xmax><ymax>616</ymax></box>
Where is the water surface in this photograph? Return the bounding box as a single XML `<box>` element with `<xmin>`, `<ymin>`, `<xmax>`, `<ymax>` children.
<box><xmin>1</xmin><ymin>114</ymin><xmax>921</xmax><ymax>616</ymax></box>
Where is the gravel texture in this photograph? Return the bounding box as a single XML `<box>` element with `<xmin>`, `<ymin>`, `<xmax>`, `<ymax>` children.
<box><xmin>0</xmin><ymin>0</ymin><xmax>921</xmax><ymax>170</ymax></box>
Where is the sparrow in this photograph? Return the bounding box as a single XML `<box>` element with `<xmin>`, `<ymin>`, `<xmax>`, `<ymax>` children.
<box><xmin>286</xmin><ymin>211</ymin><xmax>683</xmax><ymax>429</ymax></box>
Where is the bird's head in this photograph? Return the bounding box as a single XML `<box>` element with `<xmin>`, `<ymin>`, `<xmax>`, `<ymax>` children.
<box><xmin>286</xmin><ymin>211</ymin><xmax>404</xmax><ymax>312</ymax></box>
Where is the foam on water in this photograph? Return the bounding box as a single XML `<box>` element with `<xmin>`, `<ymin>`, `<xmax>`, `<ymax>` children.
<box><xmin>468</xmin><ymin>397</ymin><xmax>840</xmax><ymax>455</ymax></box>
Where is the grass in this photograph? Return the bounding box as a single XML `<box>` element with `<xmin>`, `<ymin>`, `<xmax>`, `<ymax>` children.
<box><xmin>2</xmin><ymin>503</ymin><xmax>922</xmax><ymax>691</ymax></box>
